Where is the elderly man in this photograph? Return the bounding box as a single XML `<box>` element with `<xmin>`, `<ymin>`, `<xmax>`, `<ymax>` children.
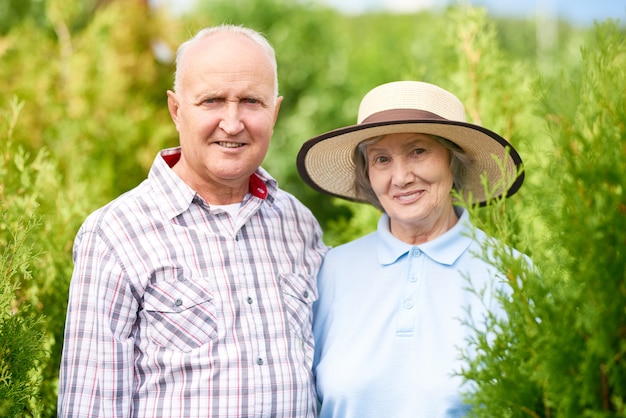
<box><xmin>58</xmin><ymin>24</ymin><xmax>327</xmax><ymax>417</ymax></box>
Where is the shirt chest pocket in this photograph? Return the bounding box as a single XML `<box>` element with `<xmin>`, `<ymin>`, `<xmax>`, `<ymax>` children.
<box><xmin>279</xmin><ymin>273</ymin><xmax>318</xmax><ymax>346</ymax></box>
<box><xmin>143</xmin><ymin>279</ymin><xmax>218</xmax><ymax>353</ymax></box>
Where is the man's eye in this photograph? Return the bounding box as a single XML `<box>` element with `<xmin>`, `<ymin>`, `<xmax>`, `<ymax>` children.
<box><xmin>412</xmin><ymin>148</ymin><xmax>425</xmax><ymax>155</ymax></box>
<box><xmin>243</xmin><ymin>98</ymin><xmax>260</xmax><ymax>105</ymax></box>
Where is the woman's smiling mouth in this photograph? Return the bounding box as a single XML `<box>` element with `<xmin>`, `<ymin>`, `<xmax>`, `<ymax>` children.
<box><xmin>395</xmin><ymin>190</ymin><xmax>423</xmax><ymax>203</ymax></box>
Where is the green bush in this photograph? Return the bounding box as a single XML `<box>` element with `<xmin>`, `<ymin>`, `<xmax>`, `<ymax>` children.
<box><xmin>0</xmin><ymin>99</ymin><xmax>48</xmax><ymax>417</ymax></box>
<box><xmin>0</xmin><ymin>215</ymin><xmax>46</xmax><ymax>417</ymax></box>
<box><xmin>459</xmin><ymin>20</ymin><xmax>626</xmax><ymax>417</ymax></box>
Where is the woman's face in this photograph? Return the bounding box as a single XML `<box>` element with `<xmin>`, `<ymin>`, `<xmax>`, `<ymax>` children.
<box><xmin>366</xmin><ymin>133</ymin><xmax>457</xmax><ymax>243</ymax></box>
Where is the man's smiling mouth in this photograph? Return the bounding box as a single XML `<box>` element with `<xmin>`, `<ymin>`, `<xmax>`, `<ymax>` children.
<box><xmin>218</xmin><ymin>142</ymin><xmax>244</xmax><ymax>148</ymax></box>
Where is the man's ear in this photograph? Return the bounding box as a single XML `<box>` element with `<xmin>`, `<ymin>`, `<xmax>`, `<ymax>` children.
<box><xmin>273</xmin><ymin>95</ymin><xmax>283</xmax><ymax>124</ymax></box>
<box><xmin>167</xmin><ymin>90</ymin><xmax>180</xmax><ymax>129</ymax></box>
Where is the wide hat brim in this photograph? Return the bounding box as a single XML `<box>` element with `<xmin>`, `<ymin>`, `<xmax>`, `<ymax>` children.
<box><xmin>297</xmin><ymin>116</ymin><xmax>524</xmax><ymax>207</ymax></box>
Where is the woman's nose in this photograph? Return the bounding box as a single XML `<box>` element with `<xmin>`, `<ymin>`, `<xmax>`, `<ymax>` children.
<box><xmin>391</xmin><ymin>160</ymin><xmax>415</xmax><ymax>187</ymax></box>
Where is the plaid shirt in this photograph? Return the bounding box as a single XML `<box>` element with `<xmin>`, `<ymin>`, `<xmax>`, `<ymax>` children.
<box><xmin>58</xmin><ymin>147</ymin><xmax>328</xmax><ymax>417</ymax></box>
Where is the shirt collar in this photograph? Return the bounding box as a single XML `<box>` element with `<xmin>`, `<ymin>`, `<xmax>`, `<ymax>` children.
<box><xmin>377</xmin><ymin>208</ymin><xmax>474</xmax><ymax>266</ymax></box>
<box><xmin>149</xmin><ymin>147</ymin><xmax>278</xmax><ymax>220</ymax></box>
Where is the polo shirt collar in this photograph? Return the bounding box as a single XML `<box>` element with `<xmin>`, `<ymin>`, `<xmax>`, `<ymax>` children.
<box><xmin>377</xmin><ymin>208</ymin><xmax>474</xmax><ymax>266</ymax></box>
<box><xmin>149</xmin><ymin>147</ymin><xmax>278</xmax><ymax>220</ymax></box>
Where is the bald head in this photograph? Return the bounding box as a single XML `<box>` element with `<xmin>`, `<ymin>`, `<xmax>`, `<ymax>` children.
<box><xmin>173</xmin><ymin>25</ymin><xmax>279</xmax><ymax>99</ymax></box>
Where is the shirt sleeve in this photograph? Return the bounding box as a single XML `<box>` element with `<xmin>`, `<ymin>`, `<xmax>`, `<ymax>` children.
<box><xmin>58</xmin><ymin>225</ymin><xmax>138</xmax><ymax>417</ymax></box>
<box><xmin>312</xmin><ymin>249</ymin><xmax>337</xmax><ymax>369</ymax></box>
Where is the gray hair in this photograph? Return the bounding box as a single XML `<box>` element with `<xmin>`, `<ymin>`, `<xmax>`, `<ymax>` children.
<box><xmin>172</xmin><ymin>24</ymin><xmax>279</xmax><ymax>98</ymax></box>
<box><xmin>353</xmin><ymin>134</ymin><xmax>473</xmax><ymax>211</ymax></box>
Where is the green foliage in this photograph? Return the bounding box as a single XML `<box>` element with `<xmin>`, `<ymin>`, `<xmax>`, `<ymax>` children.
<box><xmin>0</xmin><ymin>100</ymin><xmax>48</xmax><ymax>417</ymax></box>
<box><xmin>459</xmin><ymin>20</ymin><xmax>626</xmax><ymax>417</ymax></box>
<box><xmin>0</xmin><ymin>98</ymin><xmax>94</xmax><ymax>415</ymax></box>
<box><xmin>0</xmin><ymin>216</ymin><xmax>46</xmax><ymax>418</ymax></box>
<box><xmin>532</xmin><ymin>20</ymin><xmax>626</xmax><ymax>416</ymax></box>
<box><xmin>0</xmin><ymin>0</ymin><xmax>624</xmax><ymax>415</ymax></box>
<box><xmin>0</xmin><ymin>0</ymin><xmax>45</xmax><ymax>36</ymax></box>
<box><xmin>321</xmin><ymin>200</ymin><xmax>380</xmax><ymax>247</ymax></box>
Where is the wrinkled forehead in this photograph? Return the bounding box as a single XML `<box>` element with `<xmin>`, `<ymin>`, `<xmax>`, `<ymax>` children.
<box><xmin>178</xmin><ymin>32</ymin><xmax>278</xmax><ymax>96</ymax></box>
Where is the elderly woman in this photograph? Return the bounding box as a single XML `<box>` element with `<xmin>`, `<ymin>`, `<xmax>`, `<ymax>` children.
<box><xmin>297</xmin><ymin>81</ymin><xmax>525</xmax><ymax>417</ymax></box>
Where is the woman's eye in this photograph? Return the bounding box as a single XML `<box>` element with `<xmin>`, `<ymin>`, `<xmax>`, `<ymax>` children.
<box><xmin>373</xmin><ymin>156</ymin><xmax>389</xmax><ymax>164</ymax></box>
<box><xmin>412</xmin><ymin>148</ymin><xmax>425</xmax><ymax>155</ymax></box>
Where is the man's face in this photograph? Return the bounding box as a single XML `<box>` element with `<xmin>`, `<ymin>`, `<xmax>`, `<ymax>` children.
<box><xmin>167</xmin><ymin>32</ymin><xmax>282</xmax><ymax>203</ymax></box>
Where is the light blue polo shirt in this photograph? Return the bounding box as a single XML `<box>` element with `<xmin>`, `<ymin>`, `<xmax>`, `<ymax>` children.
<box><xmin>313</xmin><ymin>209</ymin><xmax>508</xmax><ymax>418</ymax></box>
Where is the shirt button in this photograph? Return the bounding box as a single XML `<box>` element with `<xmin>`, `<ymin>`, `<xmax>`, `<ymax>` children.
<box><xmin>256</xmin><ymin>358</ymin><xmax>264</xmax><ymax>365</ymax></box>
<box><xmin>412</xmin><ymin>248</ymin><xmax>421</xmax><ymax>257</ymax></box>
<box><xmin>247</xmin><ymin>297</ymin><xmax>253</xmax><ymax>304</ymax></box>
<box><xmin>409</xmin><ymin>276</ymin><xmax>417</xmax><ymax>282</ymax></box>
<box><xmin>404</xmin><ymin>300</ymin><xmax>414</xmax><ymax>309</ymax></box>
<box><xmin>303</xmin><ymin>290</ymin><xmax>309</xmax><ymax>298</ymax></box>
<box><xmin>175</xmin><ymin>298</ymin><xmax>183</xmax><ymax>306</ymax></box>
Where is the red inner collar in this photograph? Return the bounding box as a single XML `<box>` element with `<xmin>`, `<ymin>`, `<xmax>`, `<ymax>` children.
<box><xmin>161</xmin><ymin>150</ymin><xmax>267</xmax><ymax>199</ymax></box>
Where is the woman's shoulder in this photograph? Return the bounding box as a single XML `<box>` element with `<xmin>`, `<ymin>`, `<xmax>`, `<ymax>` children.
<box><xmin>329</xmin><ymin>230</ymin><xmax>378</xmax><ymax>252</ymax></box>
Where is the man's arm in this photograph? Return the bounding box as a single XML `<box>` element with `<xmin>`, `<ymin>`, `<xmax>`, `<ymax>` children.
<box><xmin>58</xmin><ymin>227</ymin><xmax>138</xmax><ymax>417</ymax></box>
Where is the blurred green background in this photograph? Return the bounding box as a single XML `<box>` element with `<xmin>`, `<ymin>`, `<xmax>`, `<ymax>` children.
<box><xmin>1</xmin><ymin>0</ymin><xmax>625</xmax><ymax>416</ymax></box>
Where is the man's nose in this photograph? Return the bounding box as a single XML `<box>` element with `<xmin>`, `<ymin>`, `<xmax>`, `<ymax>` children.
<box><xmin>218</xmin><ymin>101</ymin><xmax>244</xmax><ymax>135</ymax></box>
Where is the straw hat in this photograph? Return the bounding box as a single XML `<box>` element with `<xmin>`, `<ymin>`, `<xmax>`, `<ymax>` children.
<box><xmin>296</xmin><ymin>81</ymin><xmax>524</xmax><ymax>206</ymax></box>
